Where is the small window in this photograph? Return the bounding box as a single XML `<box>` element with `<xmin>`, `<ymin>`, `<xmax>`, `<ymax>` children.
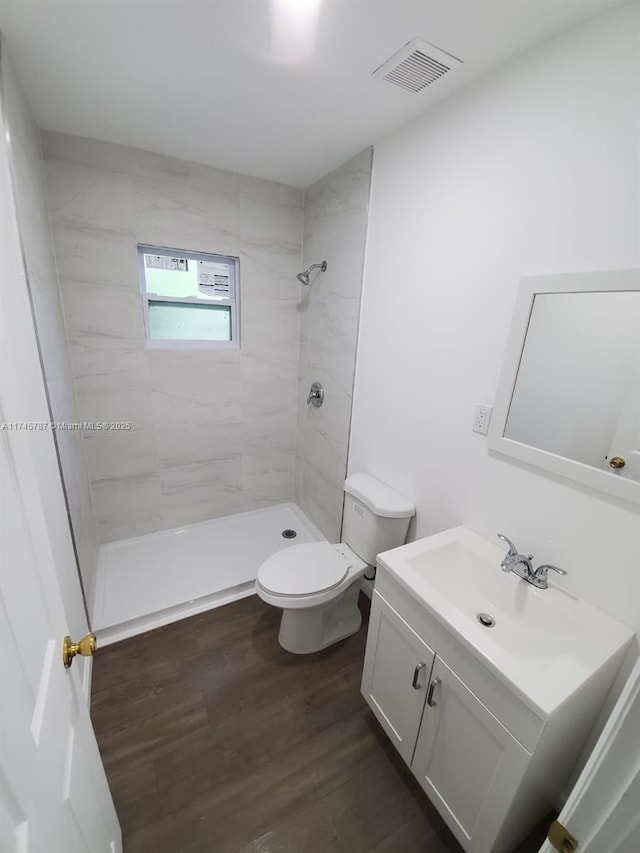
<box><xmin>138</xmin><ymin>245</ymin><xmax>239</xmax><ymax>346</ymax></box>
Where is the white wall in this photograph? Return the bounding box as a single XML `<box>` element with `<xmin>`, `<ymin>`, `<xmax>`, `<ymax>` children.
<box><xmin>350</xmin><ymin>6</ymin><xmax>640</xmax><ymax>629</ymax></box>
<box><xmin>295</xmin><ymin>149</ymin><xmax>372</xmax><ymax>540</ymax></box>
<box><xmin>43</xmin><ymin>132</ymin><xmax>303</xmax><ymax>542</ymax></box>
<box><xmin>0</xmin><ymin>47</ymin><xmax>99</xmax><ymax>614</ymax></box>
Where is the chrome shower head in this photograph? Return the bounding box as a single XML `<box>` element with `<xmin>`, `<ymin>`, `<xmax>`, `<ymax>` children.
<box><xmin>297</xmin><ymin>260</ymin><xmax>327</xmax><ymax>286</ymax></box>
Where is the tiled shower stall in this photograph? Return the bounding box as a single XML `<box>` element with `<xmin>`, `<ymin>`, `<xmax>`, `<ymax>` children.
<box><xmin>5</xmin><ymin>54</ymin><xmax>373</xmax><ymax>622</ymax></box>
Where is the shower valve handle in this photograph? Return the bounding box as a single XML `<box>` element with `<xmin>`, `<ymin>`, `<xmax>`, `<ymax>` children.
<box><xmin>307</xmin><ymin>382</ymin><xmax>324</xmax><ymax>407</ymax></box>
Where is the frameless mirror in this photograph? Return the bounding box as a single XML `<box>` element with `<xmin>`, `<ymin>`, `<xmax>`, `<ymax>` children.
<box><xmin>488</xmin><ymin>270</ymin><xmax>640</xmax><ymax>506</ymax></box>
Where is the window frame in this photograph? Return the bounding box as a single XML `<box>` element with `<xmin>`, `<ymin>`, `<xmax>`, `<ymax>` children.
<box><xmin>137</xmin><ymin>244</ymin><xmax>240</xmax><ymax>348</ymax></box>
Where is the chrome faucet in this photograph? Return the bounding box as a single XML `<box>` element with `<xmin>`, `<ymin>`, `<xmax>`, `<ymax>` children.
<box><xmin>496</xmin><ymin>534</ymin><xmax>568</xmax><ymax>589</ymax></box>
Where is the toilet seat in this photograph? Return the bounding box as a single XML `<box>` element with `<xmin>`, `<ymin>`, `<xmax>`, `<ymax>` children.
<box><xmin>257</xmin><ymin>542</ymin><xmax>351</xmax><ymax>597</ymax></box>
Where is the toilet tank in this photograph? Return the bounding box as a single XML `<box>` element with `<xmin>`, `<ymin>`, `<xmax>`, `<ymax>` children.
<box><xmin>342</xmin><ymin>474</ymin><xmax>415</xmax><ymax>565</ymax></box>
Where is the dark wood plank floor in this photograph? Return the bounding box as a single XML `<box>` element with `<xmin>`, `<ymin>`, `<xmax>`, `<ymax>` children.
<box><xmin>91</xmin><ymin>594</ymin><xmax>551</xmax><ymax>853</ymax></box>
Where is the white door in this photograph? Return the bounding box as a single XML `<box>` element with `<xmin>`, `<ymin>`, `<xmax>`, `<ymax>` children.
<box><xmin>0</xmin><ymin>101</ymin><xmax>121</xmax><ymax>852</ymax></box>
<box><xmin>361</xmin><ymin>591</ymin><xmax>435</xmax><ymax>765</ymax></box>
<box><xmin>411</xmin><ymin>656</ymin><xmax>530</xmax><ymax>853</ymax></box>
<box><xmin>539</xmin><ymin>659</ymin><xmax>640</xmax><ymax>853</ymax></box>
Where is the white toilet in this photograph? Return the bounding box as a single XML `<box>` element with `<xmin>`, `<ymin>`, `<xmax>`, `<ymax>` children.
<box><xmin>256</xmin><ymin>473</ymin><xmax>415</xmax><ymax>653</ymax></box>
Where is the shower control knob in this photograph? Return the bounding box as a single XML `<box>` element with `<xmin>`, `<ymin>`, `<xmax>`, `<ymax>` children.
<box><xmin>307</xmin><ymin>382</ymin><xmax>324</xmax><ymax>408</ymax></box>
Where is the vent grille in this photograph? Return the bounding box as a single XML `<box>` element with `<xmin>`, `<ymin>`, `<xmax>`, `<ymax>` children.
<box><xmin>384</xmin><ymin>51</ymin><xmax>449</xmax><ymax>93</ymax></box>
<box><xmin>373</xmin><ymin>38</ymin><xmax>462</xmax><ymax>94</ymax></box>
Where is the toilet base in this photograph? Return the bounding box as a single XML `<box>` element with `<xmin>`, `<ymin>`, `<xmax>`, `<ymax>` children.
<box><xmin>278</xmin><ymin>582</ymin><xmax>362</xmax><ymax>654</ymax></box>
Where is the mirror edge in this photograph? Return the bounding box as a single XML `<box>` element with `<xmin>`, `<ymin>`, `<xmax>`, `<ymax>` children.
<box><xmin>487</xmin><ymin>268</ymin><xmax>640</xmax><ymax>508</ymax></box>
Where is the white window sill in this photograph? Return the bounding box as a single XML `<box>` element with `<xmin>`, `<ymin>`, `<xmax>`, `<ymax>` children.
<box><xmin>144</xmin><ymin>339</ymin><xmax>240</xmax><ymax>350</ymax></box>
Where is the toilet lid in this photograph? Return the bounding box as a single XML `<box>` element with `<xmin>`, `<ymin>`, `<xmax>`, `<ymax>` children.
<box><xmin>258</xmin><ymin>542</ymin><xmax>350</xmax><ymax>596</ymax></box>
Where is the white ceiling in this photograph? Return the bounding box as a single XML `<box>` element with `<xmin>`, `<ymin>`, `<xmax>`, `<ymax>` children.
<box><xmin>0</xmin><ymin>0</ymin><xmax>623</xmax><ymax>188</ymax></box>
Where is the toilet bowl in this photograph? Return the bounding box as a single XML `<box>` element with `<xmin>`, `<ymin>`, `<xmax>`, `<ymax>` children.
<box><xmin>256</xmin><ymin>474</ymin><xmax>415</xmax><ymax>654</ymax></box>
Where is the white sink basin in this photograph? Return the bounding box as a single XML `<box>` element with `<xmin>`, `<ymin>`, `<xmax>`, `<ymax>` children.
<box><xmin>377</xmin><ymin>526</ymin><xmax>633</xmax><ymax>715</ymax></box>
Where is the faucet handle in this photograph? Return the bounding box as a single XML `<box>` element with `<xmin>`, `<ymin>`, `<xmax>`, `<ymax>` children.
<box><xmin>536</xmin><ymin>563</ymin><xmax>567</xmax><ymax>577</ymax></box>
<box><xmin>532</xmin><ymin>563</ymin><xmax>567</xmax><ymax>589</ymax></box>
<box><xmin>497</xmin><ymin>533</ymin><xmax>518</xmax><ymax>557</ymax></box>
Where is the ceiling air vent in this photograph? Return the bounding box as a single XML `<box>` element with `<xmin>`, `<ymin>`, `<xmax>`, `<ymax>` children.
<box><xmin>372</xmin><ymin>38</ymin><xmax>462</xmax><ymax>94</ymax></box>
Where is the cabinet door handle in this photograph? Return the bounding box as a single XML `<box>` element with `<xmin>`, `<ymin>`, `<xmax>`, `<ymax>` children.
<box><xmin>412</xmin><ymin>661</ymin><xmax>426</xmax><ymax>689</ymax></box>
<box><xmin>427</xmin><ymin>676</ymin><xmax>441</xmax><ymax>707</ymax></box>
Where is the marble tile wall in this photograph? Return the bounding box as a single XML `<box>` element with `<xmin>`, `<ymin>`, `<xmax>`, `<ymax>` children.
<box><xmin>43</xmin><ymin>132</ymin><xmax>303</xmax><ymax>542</ymax></box>
<box><xmin>295</xmin><ymin>149</ymin><xmax>373</xmax><ymax>541</ymax></box>
<box><xmin>1</xmin><ymin>53</ymin><xmax>99</xmax><ymax>609</ymax></box>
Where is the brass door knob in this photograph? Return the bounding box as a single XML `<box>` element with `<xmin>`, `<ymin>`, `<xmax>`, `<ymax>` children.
<box><xmin>608</xmin><ymin>456</ymin><xmax>626</xmax><ymax>469</ymax></box>
<box><xmin>62</xmin><ymin>632</ymin><xmax>97</xmax><ymax>668</ymax></box>
<box><xmin>548</xmin><ymin>819</ymin><xmax>578</xmax><ymax>852</ymax></box>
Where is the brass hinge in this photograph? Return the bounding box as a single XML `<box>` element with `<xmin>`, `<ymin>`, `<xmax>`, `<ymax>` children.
<box><xmin>548</xmin><ymin>819</ymin><xmax>579</xmax><ymax>852</ymax></box>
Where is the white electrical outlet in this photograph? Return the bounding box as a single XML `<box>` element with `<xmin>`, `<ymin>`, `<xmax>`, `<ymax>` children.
<box><xmin>472</xmin><ymin>405</ymin><xmax>493</xmax><ymax>435</ymax></box>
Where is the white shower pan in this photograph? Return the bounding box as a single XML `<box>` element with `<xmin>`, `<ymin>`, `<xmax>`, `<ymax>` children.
<box><xmin>92</xmin><ymin>503</ymin><xmax>323</xmax><ymax>645</ymax></box>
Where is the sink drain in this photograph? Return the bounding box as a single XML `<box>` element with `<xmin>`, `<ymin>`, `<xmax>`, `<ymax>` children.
<box><xmin>281</xmin><ymin>529</ymin><xmax>297</xmax><ymax>539</ymax></box>
<box><xmin>477</xmin><ymin>612</ymin><xmax>495</xmax><ymax>628</ymax></box>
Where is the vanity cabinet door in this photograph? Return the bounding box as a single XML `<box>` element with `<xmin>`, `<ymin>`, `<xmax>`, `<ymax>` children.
<box><xmin>411</xmin><ymin>657</ymin><xmax>531</xmax><ymax>853</ymax></box>
<box><xmin>361</xmin><ymin>591</ymin><xmax>435</xmax><ymax>765</ymax></box>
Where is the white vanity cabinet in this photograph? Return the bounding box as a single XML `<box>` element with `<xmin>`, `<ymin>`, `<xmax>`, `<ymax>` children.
<box><xmin>411</xmin><ymin>654</ymin><xmax>531</xmax><ymax>853</ymax></box>
<box><xmin>361</xmin><ymin>574</ymin><xmax>629</xmax><ymax>853</ymax></box>
<box><xmin>360</xmin><ymin>591</ymin><xmax>435</xmax><ymax>764</ymax></box>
